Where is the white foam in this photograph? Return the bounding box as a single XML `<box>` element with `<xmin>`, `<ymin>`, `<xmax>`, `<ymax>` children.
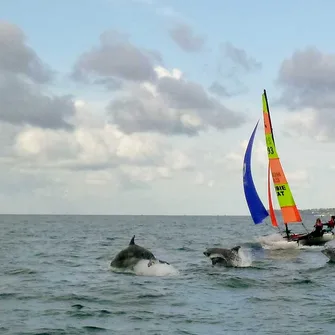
<box><xmin>133</xmin><ymin>259</ymin><xmax>179</xmax><ymax>277</ymax></box>
<box><xmin>235</xmin><ymin>248</ymin><xmax>252</xmax><ymax>267</ymax></box>
<box><xmin>258</xmin><ymin>233</ymin><xmax>299</xmax><ymax>250</ymax></box>
<box><xmin>238</xmin><ymin>248</ymin><xmax>252</xmax><ymax>267</ymax></box>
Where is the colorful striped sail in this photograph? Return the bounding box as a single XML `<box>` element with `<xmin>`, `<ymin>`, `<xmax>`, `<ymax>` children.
<box><xmin>243</xmin><ymin>120</ymin><xmax>269</xmax><ymax>224</ymax></box>
<box><xmin>262</xmin><ymin>89</ymin><xmax>302</xmax><ymax>224</ymax></box>
<box><xmin>267</xmin><ymin>161</ymin><xmax>278</xmax><ymax>227</ymax></box>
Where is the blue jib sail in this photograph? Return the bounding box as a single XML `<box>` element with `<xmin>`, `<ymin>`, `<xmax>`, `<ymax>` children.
<box><xmin>243</xmin><ymin>120</ymin><xmax>269</xmax><ymax>224</ymax></box>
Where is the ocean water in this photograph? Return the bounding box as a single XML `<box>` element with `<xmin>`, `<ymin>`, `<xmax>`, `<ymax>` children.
<box><xmin>1</xmin><ymin>214</ymin><xmax>335</xmax><ymax>335</ymax></box>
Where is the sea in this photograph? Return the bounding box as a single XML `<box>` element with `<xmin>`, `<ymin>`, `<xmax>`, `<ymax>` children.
<box><xmin>1</xmin><ymin>213</ymin><xmax>335</xmax><ymax>335</ymax></box>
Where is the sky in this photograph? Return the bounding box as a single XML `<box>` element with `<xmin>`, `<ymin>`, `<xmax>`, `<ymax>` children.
<box><xmin>0</xmin><ymin>0</ymin><xmax>335</xmax><ymax>215</ymax></box>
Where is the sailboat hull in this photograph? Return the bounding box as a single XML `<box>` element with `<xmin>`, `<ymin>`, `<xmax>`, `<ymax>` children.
<box><xmin>286</xmin><ymin>232</ymin><xmax>334</xmax><ymax>246</ymax></box>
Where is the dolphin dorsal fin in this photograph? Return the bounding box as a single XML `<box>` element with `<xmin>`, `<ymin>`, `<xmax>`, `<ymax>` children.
<box><xmin>231</xmin><ymin>246</ymin><xmax>241</xmax><ymax>253</ymax></box>
<box><xmin>129</xmin><ymin>235</ymin><xmax>135</xmax><ymax>245</ymax></box>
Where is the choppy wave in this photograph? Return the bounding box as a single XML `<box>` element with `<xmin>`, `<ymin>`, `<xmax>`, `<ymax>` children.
<box><xmin>1</xmin><ymin>214</ymin><xmax>335</xmax><ymax>334</ymax></box>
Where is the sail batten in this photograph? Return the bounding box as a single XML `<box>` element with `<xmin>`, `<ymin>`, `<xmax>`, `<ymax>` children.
<box><xmin>262</xmin><ymin>90</ymin><xmax>302</xmax><ymax>224</ymax></box>
<box><xmin>243</xmin><ymin>120</ymin><xmax>269</xmax><ymax>224</ymax></box>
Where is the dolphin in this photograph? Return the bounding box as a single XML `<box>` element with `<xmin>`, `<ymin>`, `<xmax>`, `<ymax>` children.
<box><xmin>321</xmin><ymin>247</ymin><xmax>335</xmax><ymax>262</ymax></box>
<box><xmin>110</xmin><ymin>235</ymin><xmax>170</xmax><ymax>270</ymax></box>
<box><xmin>203</xmin><ymin>246</ymin><xmax>241</xmax><ymax>267</ymax></box>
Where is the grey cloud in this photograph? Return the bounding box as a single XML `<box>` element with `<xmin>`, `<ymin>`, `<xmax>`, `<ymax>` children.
<box><xmin>72</xmin><ymin>30</ymin><xmax>159</xmax><ymax>83</ymax></box>
<box><xmin>107</xmin><ymin>77</ymin><xmax>245</xmax><ymax>135</ymax></box>
<box><xmin>108</xmin><ymin>91</ymin><xmax>203</xmax><ymax>136</ymax></box>
<box><xmin>0</xmin><ymin>21</ymin><xmax>53</xmax><ymax>83</ymax></box>
<box><xmin>93</xmin><ymin>77</ymin><xmax>123</xmax><ymax>91</ymax></box>
<box><xmin>0</xmin><ymin>22</ymin><xmax>74</xmax><ymax>130</ymax></box>
<box><xmin>276</xmin><ymin>47</ymin><xmax>335</xmax><ymax>140</ymax></box>
<box><xmin>277</xmin><ymin>47</ymin><xmax>335</xmax><ymax>110</ymax></box>
<box><xmin>0</xmin><ymin>74</ymin><xmax>75</xmax><ymax>130</ymax></box>
<box><xmin>169</xmin><ymin>23</ymin><xmax>205</xmax><ymax>53</ymax></box>
<box><xmin>221</xmin><ymin>42</ymin><xmax>261</xmax><ymax>73</ymax></box>
<box><xmin>0</xmin><ymin>123</ymin><xmax>22</xmax><ymax>158</ymax></box>
<box><xmin>157</xmin><ymin>77</ymin><xmax>213</xmax><ymax>109</ymax></box>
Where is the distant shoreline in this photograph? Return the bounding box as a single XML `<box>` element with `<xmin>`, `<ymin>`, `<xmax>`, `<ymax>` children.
<box><xmin>0</xmin><ymin>209</ymin><xmax>334</xmax><ymax>217</ymax></box>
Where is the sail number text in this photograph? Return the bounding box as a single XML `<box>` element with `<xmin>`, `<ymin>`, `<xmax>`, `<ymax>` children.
<box><xmin>275</xmin><ymin>185</ymin><xmax>286</xmax><ymax>196</ymax></box>
<box><xmin>267</xmin><ymin>146</ymin><xmax>274</xmax><ymax>155</ymax></box>
<box><xmin>272</xmin><ymin>171</ymin><xmax>281</xmax><ymax>183</ymax></box>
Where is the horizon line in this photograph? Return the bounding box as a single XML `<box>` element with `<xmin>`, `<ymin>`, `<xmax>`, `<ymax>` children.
<box><xmin>0</xmin><ymin>208</ymin><xmax>333</xmax><ymax>216</ymax></box>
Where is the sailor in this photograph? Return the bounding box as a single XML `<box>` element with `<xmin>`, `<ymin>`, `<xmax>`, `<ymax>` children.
<box><xmin>326</xmin><ymin>216</ymin><xmax>335</xmax><ymax>231</ymax></box>
<box><xmin>313</xmin><ymin>218</ymin><xmax>323</xmax><ymax>236</ymax></box>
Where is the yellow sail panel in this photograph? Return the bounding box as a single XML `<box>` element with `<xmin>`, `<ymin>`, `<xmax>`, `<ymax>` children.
<box><xmin>262</xmin><ymin>91</ymin><xmax>302</xmax><ymax>224</ymax></box>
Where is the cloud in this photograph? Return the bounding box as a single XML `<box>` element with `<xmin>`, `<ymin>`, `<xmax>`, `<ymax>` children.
<box><xmin>107</xmin><ymin>66</ymin><xmax>245</xmax><ymax>135</ymax></box>
<box><xmin>72</xmin><ymin>30</ymin><xmax>159</xmax><ymax>83</ymax></box>
<box><xmin>277</xmin><ymin>47</ymin><xmax>335</xmax><ymax>140</ymax></box>
<box><xmin>277</xmin><ymin>47</ymin><xmax>335</xmax><ymax>109</ymax></box>
<box><xmin>0</xmin><ymin>20</ymin><xmax>250</xmax><ymax>209</ymax></box>
<box><xmin>211</xmin><ymin>42</ymin><xmax>261</xmax><ymax>96</ymax></box>
<box><xmin>0</xmin><ymin>21</ymin><xmax>52</xmax><ymax>83</ymax></box>
<box><xmin>0</xmin><ymin>21</ymin><xmax>75</xmax><ymax>130</ymax></box>
<box><xmin>169</xmin><ymin>23</ymin><xmax>205</xmax><ymax>52</ymax></box>
<box><xmin>8</xmin><ymin>99</ymin><xmax>197</xmax><ymax>190</ymax></box>
<box><xmin>282</xmin><ymin>109</ymin><xmax>329</xmax><ymax>142</ymax></box>
<box><xmin>221</xmin><ymin>42</ymin><xmax>262</xmax><ymax>73</ymax></box>
<box><xmin>71</xmin><ymin>30</ymin><xmax>246</xmax><ymax>136</ymax></box>
<box><xmin>0</xmin><ymin>74</ymin><xmax>75</xmax><ymax>129</ymax></box>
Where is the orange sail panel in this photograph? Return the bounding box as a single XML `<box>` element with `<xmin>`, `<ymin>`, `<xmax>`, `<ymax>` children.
<box><xmin>267</xmin><ymin>161</ymin><xmax>278</xmax><ymax>227</ymax></box>
<box><xmin>262</xmin><ymin>90</ymin><xmax>302</xmax><ymax>224</ymax></box>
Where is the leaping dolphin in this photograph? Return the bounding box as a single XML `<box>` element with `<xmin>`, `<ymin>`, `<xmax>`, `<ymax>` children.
<box><xmin>203</xmin><ymin>246</ymin><xmax>241</xmax><ymax>267</ymax></box>
<box><xmin>110</xmin><ymin>235</ymin><xmax>170</xmax><ymax>270</ymax></box>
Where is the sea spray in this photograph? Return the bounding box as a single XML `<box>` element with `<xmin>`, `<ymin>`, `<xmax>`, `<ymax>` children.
<box><xmin>258</xmin><ymin>233</ymin><xmax>299</xmax><ymax>250</ymax></box>
<box><xmin>133</xmin><ymin>260</ymin><xmax>179</xmax><ymax>277</ymax></box>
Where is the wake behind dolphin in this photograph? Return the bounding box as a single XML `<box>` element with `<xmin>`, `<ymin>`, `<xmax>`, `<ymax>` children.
<box><xmin>110</xmin><ymin>235</ymin><xmax>177</xmax><ymax>276</ymax></box>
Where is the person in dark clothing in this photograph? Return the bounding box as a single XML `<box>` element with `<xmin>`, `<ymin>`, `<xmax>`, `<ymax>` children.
<box><xmin>285</xmin><ymin>224</ymin><xmax>291</xmax><ymax>239</ymax></box>
<box><xmin>324</xmin><ymin>215</ymin><xmax>335</xmax><ymax>232</ymax></box>
<box><xmin>313</xmin><ymin>218</ymin><xmax>323</xmax><ymax>237</ymax></box>
<box><xmin>328</xmin><ymin>216</ymin><xmax>335</xmax><ymax>229</ymax></box>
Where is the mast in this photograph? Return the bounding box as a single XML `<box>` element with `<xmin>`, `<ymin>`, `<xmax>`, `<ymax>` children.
<box><xmin>262</xmin><ymin>90</ymin><xmax>306</xmax><ymax>233</ymax></box>
<box><xmin>263</xmin><ymin>89</ymin><xmax>276</xmax><ymax>146</ymax></box>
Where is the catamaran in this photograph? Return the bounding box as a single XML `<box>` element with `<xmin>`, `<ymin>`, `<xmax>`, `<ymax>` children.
<box><xmin>243</xmin><ymin>89</ymin><xmax>334</xmax><ymax>246</ymax></box>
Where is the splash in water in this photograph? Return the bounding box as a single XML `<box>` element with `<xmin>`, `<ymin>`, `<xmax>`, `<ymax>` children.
<box><xmin>110</xmin><ymin>259</ymin><xmax>179</xmax><ymax>277</ymax></box>
<box><xmin>133</xmin><ymin>260</ymin><xmax>179</xmax><ymax>276</ymax></box>
<box><xmin>258</xmin><ymin>233</ymin><xmax>299</xmax><ymax>250</ymax></box>
<box><xmin>235</xmin><ymin>248</ymin><xmax>253</xmax><ymax>267</ymax></box>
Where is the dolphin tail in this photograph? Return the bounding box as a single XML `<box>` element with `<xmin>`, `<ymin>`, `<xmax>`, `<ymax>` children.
<box><xmin>231</xmin><ymin>246</ymin><xmax>241</xmax><ymax>253</ymax></box>
<box><xmin>129</xmin><ymin>235</ymin><xmax>135</xmax><ymax>245</ymax></box>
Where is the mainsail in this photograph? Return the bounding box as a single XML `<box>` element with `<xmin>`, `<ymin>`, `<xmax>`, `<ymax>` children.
<box><xmin>243</xmin><ymin>120</ymin><xmax>269</xmax><ymax>224</ymax></box>
<box><xmin>262</xmin><ymin>89</ymin><xmax>302</xmax><ymax>224</ymax></box>
<box><xmin>267</xmin><ymin>161</ymin><xmax>278</xmax><ymax>227</ymax></box>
